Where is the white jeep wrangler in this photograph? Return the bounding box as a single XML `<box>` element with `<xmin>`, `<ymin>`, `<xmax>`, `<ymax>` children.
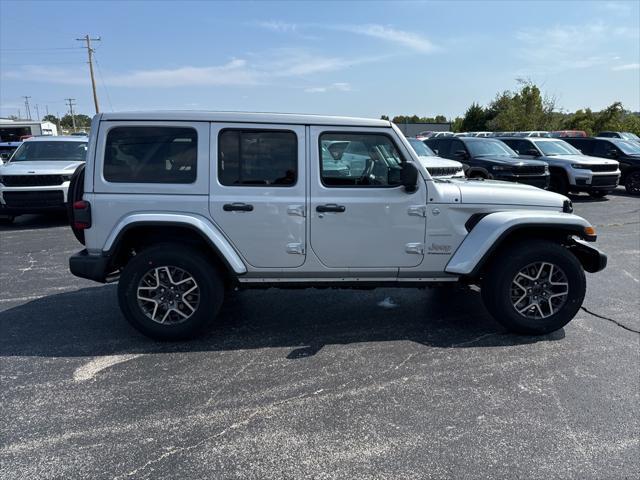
<box><xmin>68</xmin><ymin>112</ymin><xmax>607</xmax><ymax>340</ymax></box>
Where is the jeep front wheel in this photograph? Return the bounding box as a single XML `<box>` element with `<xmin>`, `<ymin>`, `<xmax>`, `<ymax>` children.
<box><xmin>481</xmin><ymin>240</ymin><xmax>585</xmax><ymax>335</ymax></box>
<box><xmin>118</xmin><ymin>244</ymin><xmax>224</xmax><ymax>340</ymax></box>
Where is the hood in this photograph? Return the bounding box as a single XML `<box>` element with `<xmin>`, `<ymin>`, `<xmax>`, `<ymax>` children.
<box><xmin>474</xmin><ymin>155</ymin><xmax>547</xmax><ymax>166</ymax></box>
<box><xmin>0</xmin><ymin>160</ymin><xmax>85</xmax><ymax>175</ymax></box>
<box><xmin>452</xmin><ymin>178</ymin><xmax>567</xmax><ymax>208</ymax></box>
<box><xmin>417</xmin><ymin>155</ymin><xmax>462</xmax><ymax>169</ymax></box>
<box><xmin>543</xmin><ymin>154</ymin><xmax>619</xmax><ymax>165</ymax></box>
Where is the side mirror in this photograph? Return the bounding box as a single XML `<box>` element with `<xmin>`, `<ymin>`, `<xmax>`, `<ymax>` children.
<box><xmin>526</xmin><ymin>149</ymin><xmax>540</xmax><ymax>156</ymax></box>
<box><xmin>454</xmin><ymin>149</ymin><xmax>468</xmax><ymax>159</ymax></box>
<box><xmin>608</xmin><ymin>149</ymin><xmax>619</xmax><ymax>158</ymax></box>
<box><xmin>401</xmin><ymin>162</ymin><xmax>419</xmax><ymax>193</ymax></box>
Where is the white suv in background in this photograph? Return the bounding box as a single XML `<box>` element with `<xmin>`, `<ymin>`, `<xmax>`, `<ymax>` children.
<box><xmin>0</xmin><ymin>136</ymin><xmax>88</xmax><ymax>221</ymax></box>
<box><xmin>498</xmin><ymin>137</ymin><xmax>620</xmax><ymax>198</ymax></box>
<box><xmin>68</xmin><ymin>111</ymin><xmax>606</xmax><ymax>340</ymax></box>
<box><xmin>407</xmin><ymin>138</ymin><xmax>464</xmax><ymax>178</ymax></box>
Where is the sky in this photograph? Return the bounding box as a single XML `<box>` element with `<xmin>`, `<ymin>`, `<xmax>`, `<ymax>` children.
<box><xmin>0</xmin><ymin>0</ymin><xmax>639</xmax><ymax>120</ymax></box>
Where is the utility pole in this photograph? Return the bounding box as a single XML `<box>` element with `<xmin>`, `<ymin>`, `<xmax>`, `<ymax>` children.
<box><xmin>76</xmin><ymin>34</ymin><xmax>101</xmax><ymax>114</ymax></box>
<box><xmin>35</xmin><ymin>104</ymin><xmax>40</xmax><ymax>121</ymax></box>
<box><xmin>22</xmin><ymin>96</ymin><xmax>32</xmax><ymax>120</ymax></box>
<box><xmin>65</xmin><ymin>98</ymin><xmax>77</xmax><ymax>132</ymax></box>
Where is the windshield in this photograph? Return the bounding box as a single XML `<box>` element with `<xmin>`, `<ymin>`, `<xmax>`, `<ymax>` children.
<box><xmin>612</xmin><ymin>139</ymin><xmax>640</xmax><ymax>155</ymax></box>
<box><xmin>533</xmin><ymin>140</ymin><xmax>581</xmax><ymax>156</ymax></box>
<box><xmin>10</xmin><ymin>141</ymin><xmax>87</xmax><ymax>162</ymax></box>
<box><xmin>408</xmin><ymin>139</ymin><xmax>435</xmax><ymax>157</ymax></box>
<box><xmin>620</xmin><ymin>132</ymin><xmax>640</xmax><ymax>141</ymax></box>
<box><xmin>466</xmin><ymin>140</ymin><xmax>517</xmax><ymax>157</ymax></box>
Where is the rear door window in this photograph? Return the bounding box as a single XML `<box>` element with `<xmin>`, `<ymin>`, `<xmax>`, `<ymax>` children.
<box><xmin>218</xmin><ymin>130</ymin><xmax>297</xmax><ymax>186</ymax></box>
<box><xmin>104</xmin><ymin>127</ymin><xmax>197</xmax><ymax>183</ymax></box>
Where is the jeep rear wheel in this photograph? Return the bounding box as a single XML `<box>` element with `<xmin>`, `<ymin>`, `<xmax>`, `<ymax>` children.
<box><xmin>481</xmin><ymin>240</ymin><xmax>585</xmax><ymax>335</ymax></box>
<box><xmin>118</xmin><ymin>244</ymin><xmax>224</xmax><ymax>340</ymax></box>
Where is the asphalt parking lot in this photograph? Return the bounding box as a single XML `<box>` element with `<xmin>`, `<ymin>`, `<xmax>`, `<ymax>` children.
<box><xmin>1</xmin><ymin>190</ymin><xmax>638</xmax><ymax>480</ymax></box>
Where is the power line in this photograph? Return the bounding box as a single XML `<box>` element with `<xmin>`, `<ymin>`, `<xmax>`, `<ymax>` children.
<box><xmin>92</xmin><ymin>53</ymin><xmax>114</xmax><ymax>112</ymax></box>
<box><xmin>22</xmin><ymin>96</ymin><xmax>32</xmax><ymax>120</ymax></box>
<box><xmin>65</xmin><ymin>98</ymin><xmax>77</xmax><ymax>131</ymax></box>
<box><xmin>76</xmin><ymin>35</ymin><xmax>101</xmax><ymax>114</ymax></box>
<box><xmin>0</xmin><ymin>47</ymin><xmax>84</xmax><ymax>51</ymax></box>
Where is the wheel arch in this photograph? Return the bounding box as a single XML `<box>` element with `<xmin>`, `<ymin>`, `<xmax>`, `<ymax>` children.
<box><xmin>445</xmin><ymin>211</ymin><xmax>596</xmax><ymax>278</ymax></box>
<box><xmin>105</xmin><ymin>214</ymin><xmax>247</xmax><ymax>278</ymax></box>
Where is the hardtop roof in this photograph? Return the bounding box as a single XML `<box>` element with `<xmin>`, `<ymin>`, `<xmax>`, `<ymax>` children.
<box><xmin>98</xmin><ymin>111</ymin><xmax>391</xmax><ymax>127</ymax></box>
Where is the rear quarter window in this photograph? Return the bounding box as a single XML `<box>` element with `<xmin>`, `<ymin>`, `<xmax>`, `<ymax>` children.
<box><xmin>104</xmin><ymin>127</ymin><xmax>197</xmax><ymax>183</ymax></box>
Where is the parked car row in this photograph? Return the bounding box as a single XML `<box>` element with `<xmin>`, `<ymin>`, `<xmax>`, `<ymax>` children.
<box><xmin>412</xmin><ymin>135</ymin><xmax>639</xmax><ymax>197</ymax></box>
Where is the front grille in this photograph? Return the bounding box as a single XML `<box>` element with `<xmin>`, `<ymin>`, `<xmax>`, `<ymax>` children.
<box><xmin>513</xmin><ymin>165</ymin><xmax>546</xmax><ymax>175</ymax></box>
<box><xmin>1</xmin><ymin>175</ymin><xmax>64</xmax><ymax>187</ymax></box>
<box><xmin>516</xmin><ymin>176</ymin><xmax>549</xmax><ymax>188</ymax></box>
<box><xmin>589</xmin><ymin>164</ymin><xmax>618</xmax><ymax>173</ymax></box>
<box><xmin>2</xmin><ymin>190</ymin><xmax>65</xmax><ymax>208</ymax></box>
<box><xmin>591</xmin><ymin>175</ymin><xmax>619</xmax><ymax>187</ymax></box>
<box><xmin>428</xmin><ymin>167</ymin><xmax>463</xmax><ymax>177</ymax></box>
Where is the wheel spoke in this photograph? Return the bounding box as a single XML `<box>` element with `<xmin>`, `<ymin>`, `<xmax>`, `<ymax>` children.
<box><xmin>510</xmin><ymin>261</ymin><xmax>569</xmax><ymax>321</ymax></box>
<box><xmin>136</xmin><ymin>265</ymin><xmax>200</xmax><ymax>325</ymax></box>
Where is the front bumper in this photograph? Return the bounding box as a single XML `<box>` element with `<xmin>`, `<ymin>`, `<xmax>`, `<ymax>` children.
<box><xmin>569</xmin><ymin>239</ymin><xmax>607</xmax><ymax>273</ymax></box>
<box><xmin>0</xmin><ymin>183</ymin><xmax>70</xmax><ymax>213</ymax></box>
<box><xmin>493</xmin><ymin>172</ymin><xmax>550</xmax><ymax>189</ymax></box>
<box><xmin>69</xmin><ymin>249</ymin><xmax>112</xmax><ymax>283</ymax></box>
<box><xmin>568</xmin><ymin>169</ymin><xmax>621</xmax><ymax>191</ymax></box>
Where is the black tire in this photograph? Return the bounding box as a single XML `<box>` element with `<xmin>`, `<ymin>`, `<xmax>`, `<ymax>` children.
<box><xmin>624</xmin><ymin>170</ymin><xmax>640</xmax><ymax>195</ymax></box>
<box><xmin>549</xmin><ymin>172</ymin><xmax>568</xmax><ymax>195</ymax></box>
<box><xmin>588</xmin><ymin>190</ymin><xmax>610</xmax><ymax>198</ymax></box>
<box><xmin>481</xmin><ymin>240</ymin><xmax>585</xmax><ymax>335</ymax></box>
<box><xmin>67</xmin><ymin>163</ymin><xmax>86</xmax><ymax>244</ymax></box>
<box><xmin>118</xmin><ymin>243</ymin><xmax>224</xmax><ymax>340</ymax></box>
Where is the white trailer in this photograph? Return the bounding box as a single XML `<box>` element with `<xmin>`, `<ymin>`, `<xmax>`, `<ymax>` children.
<box><xmin>0</xmin><ymin>119</ymin><xmax>58</xmax><ymax>141</ymax></box>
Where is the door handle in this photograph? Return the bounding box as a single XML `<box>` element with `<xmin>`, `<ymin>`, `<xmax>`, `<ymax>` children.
<box><xmin>223</xmin><ymin>203</ymin><xmax>254</xmax><ymax>212</ymax></box>
<box><xmin>316</xmin><ymin>204</ymin><xmax>345</xmax><ymax>213</ymax></box>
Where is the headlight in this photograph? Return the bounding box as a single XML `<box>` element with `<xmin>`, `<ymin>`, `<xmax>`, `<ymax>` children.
<box><xmin>544</xmin><ymin>165</ymin><xmax>549</xmax><ymax>173</ymax></box>
<box><xmin>571</xmin><ymin>164</ymin><xmax>590</xmax><ymax>169</ymax></box>
<box><xmin>492</xmin><ymin>165</ymin><xmax>512</xmax><ymax>171</ymax></box>
<box><xmin>62</xmin><ymin>174</ymin><xmax>72</xmax><ymax>181</ymax></box>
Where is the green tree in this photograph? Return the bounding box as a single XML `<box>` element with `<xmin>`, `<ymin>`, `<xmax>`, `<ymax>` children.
<box><xmin>60</xmin><ymin>113</ymin><xmax>91</xmax><ymax>130</ymax></box>
<box><xmin>42</xmin><ymin>114</ymin><xmax>59</xmax><ymax>124</ymax></box>
<box><xmin>460</xmin><ymin>102</ymin><xmax>486</xmax><ymax>132</ymax></box>
<box><xmin>380</xmin><ymin>115</ymin><xmax>389</xmax><ymax>120</ymax></box>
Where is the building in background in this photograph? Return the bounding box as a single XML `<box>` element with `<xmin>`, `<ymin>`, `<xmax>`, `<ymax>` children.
<box><xmin>0</xmin><ymin>119</ymin><xmax>58</xmax><ymax>141</ymax></box>
<box><xmin>394</xmin><ymin>122</ymin><xmax>451</xmax><ymax>137</ymax></box>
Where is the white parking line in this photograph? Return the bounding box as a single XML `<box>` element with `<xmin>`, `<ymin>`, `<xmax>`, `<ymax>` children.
<box><xmin>622</xmin><ymin>270</ymin><xmax>639</xmax><ymax>283</ymax></box>
<box><xmin>73</xmin><ymin>354</ymin><xmax>142</xmax><ymax>382</ymax></box>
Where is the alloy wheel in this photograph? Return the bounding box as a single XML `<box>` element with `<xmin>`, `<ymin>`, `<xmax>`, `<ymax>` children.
<box><xmin>510</xmin><ymin>262</ymin><xmax>569</xmax><ymax>319</ymax></box>
<box><xmin>136</xmin><ymin>265</ymin><xmax>200</xmax><ymax>324</ymax></box>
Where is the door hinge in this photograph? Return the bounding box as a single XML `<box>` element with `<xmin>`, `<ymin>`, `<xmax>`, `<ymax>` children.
<box><xmin>287</xmin><ymin>205</ymin><xmax>306</xmax><ymax>217</ymax></box>
<box><xmin>405</xmin><ymin>243</ymin><xmax>424</xmax><ymax>254</ymax></box>
<box><xmin>286</xmin><ymin>243</ymin><xmax>305</xmax><ymax>255</ymax></box>
<box><xmin>407</xmin><ymin>205</ymin><xmax>427</xmax><ymax>217</ymax></box>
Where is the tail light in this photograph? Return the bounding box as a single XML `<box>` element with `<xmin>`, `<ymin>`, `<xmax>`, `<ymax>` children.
<box><xmin>73</xmin><ymin>200</ymin><xmax>91</xmax><ymax>229</ymax></box>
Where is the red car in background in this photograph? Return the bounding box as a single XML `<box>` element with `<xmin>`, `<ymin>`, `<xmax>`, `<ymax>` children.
<box><xmin>550</xmin><ymin>130</ymin><xmax>587</xmax><ymax>138</ymax></box>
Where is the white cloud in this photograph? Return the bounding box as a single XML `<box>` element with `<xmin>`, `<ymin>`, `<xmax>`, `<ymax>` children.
<box><xmin>342</xmin><ymin>24</ymin><xmax>438</xmax><ymax>53</ymax></box>
<box><xmin>3</xmin><ymin>50</ymin><xmax>374</xmax><ymax>88</ymax></box>
<box><xmin>254</xmin><ymin>20</ymin><xmax>439</xmax><ymax>54</ymax></box>
<box><xmin>514</xmin><ymin>23</ymin><xmax>639</xmax><ymax>74</ymax></box>
<box><xmin>612</xmin><ymin>63</ymin><xmax>640</xmax><ymax>71</ymax></box>
<box><xmin>255</xmin><ymin>20</ymin><xmax>298</xmax><ymax>33</ymax></box>
<box><xmin>304</xmin><ymin>82</ymin><xmax>352</xmax><ymax>93</ymax></box>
